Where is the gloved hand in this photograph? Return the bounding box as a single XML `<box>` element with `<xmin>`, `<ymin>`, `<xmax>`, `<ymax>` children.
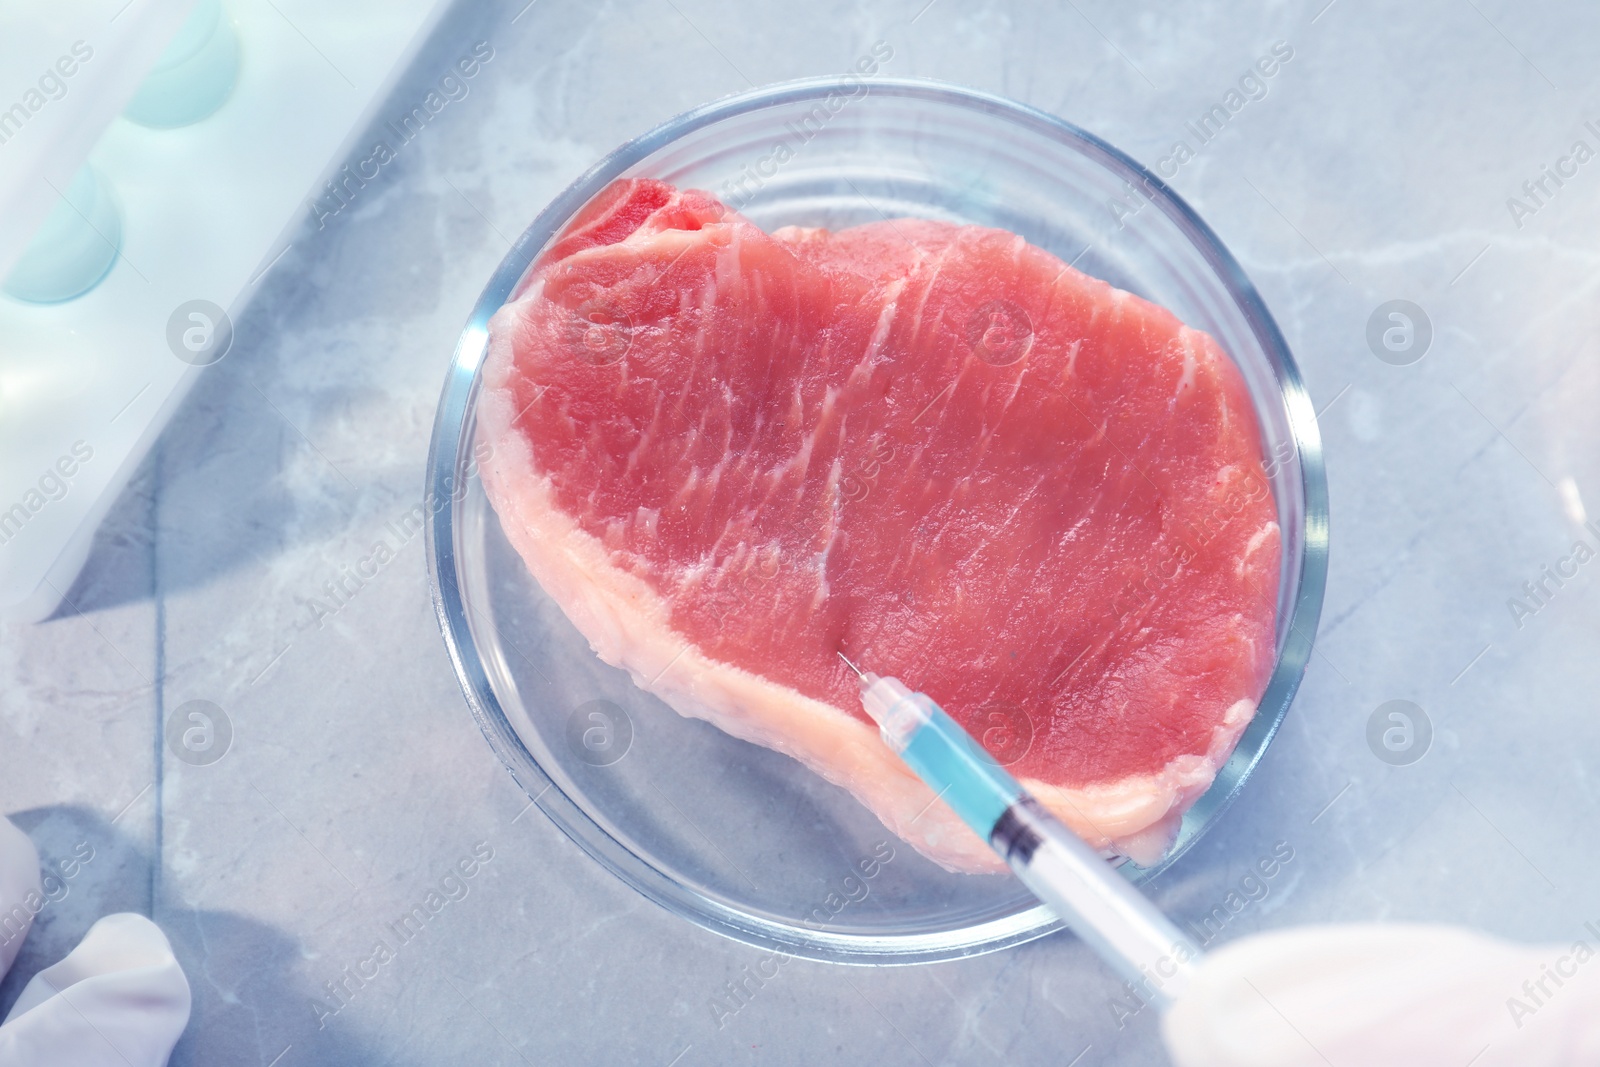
<box><xmin>0</xmin><ymin>817</ymin><xmax>41</xmax><ymax>982</ymax></box>
<box><xmin>1163</xmin><ymin>923</ymin><xmax>1600</xmax><ymax>1067</ymax></box>
<box><xmin>0</xmin><ymin>815</ymin><xmax>190</xmax><ymax>1067</ymax></box>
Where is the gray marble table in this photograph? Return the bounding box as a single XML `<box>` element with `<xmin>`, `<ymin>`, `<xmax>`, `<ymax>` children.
<box><xmin>6</xmin><ymin>0</ymin><xmax>1600</xmax><ymax>1063</ymax></box>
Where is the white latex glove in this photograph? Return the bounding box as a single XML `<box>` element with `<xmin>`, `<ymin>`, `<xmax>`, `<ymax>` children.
<box><xmin>0</xmin><ymin>913</ymin><xmax>191</xmax><ymax>1067</ymax></box>
<box><xmin>0</xmin><ymin>817</ymin><xmax>42</xmax><ymax>983</ymax></box>
<box><xmin>1164</xmin><ymin>923</ymin><xmax>1600</xmax><ymax>1067</ymax></box>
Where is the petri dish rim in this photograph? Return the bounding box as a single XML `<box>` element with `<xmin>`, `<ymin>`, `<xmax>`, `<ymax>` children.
<box><xmin>425</xmin><ymin>76</ymin><xmax>1330</xmax><ymax>965</ymax></box>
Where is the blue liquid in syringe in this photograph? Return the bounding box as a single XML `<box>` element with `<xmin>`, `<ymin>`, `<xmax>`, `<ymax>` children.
<box><xmin>898</xmin><ymin>706</ymin><xmax>1025</xmax><ymax>840</ymax></box>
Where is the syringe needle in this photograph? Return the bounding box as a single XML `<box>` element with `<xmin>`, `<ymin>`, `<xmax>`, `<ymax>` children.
<box><xmin>837</xmin><ymin>650</ymin><xmax>867</xmax><ymax>680</ymax></box>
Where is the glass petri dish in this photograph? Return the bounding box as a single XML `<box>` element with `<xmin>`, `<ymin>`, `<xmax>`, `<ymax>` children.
<box><xmin>426</xmin><ymin>78</ymin><xmax>1329</xmax><ymax>965</ymax></box>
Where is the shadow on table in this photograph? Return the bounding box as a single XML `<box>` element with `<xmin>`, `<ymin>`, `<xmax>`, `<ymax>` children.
<box><xmin>2</xmin><ymin>804</ymin><xmax>408</xmax><ymax>1067</ymax></box>
<box><xmin>43</xmin><ymin>298</ymin><xmax>367</xmax><ymax>625</ymax></box>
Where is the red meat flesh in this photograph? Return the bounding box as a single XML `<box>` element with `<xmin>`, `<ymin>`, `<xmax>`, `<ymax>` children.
<box><xmin>478</xmin><ymin>179</ymin><xmax>1280</xmax><ymax>872</ymax></box>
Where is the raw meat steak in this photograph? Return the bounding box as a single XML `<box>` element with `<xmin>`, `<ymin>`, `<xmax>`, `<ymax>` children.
<box><xmin>478</xmin><ymin>178</ymin><xmax>1280</xmax><ymax>873</ymax></box>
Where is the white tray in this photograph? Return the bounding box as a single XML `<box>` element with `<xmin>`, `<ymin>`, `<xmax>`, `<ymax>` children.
<box><xmin>0</xmin><ymin>0</ymin><xmax>453</xmax><ymax>620</ymax></box>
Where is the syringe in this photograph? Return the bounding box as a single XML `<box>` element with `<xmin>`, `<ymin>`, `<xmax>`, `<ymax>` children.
<box><xmin>841</xmin><ymin>653</ymin><xmax>1202</xmax><ymax>1008</ymax></box>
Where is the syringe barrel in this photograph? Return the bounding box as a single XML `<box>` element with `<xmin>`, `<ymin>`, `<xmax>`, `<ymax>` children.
<box><xmin>867</xmin><ymin>679</ymin><xmax>1025</xmax><ymax>841</ymax></box>
<box><xmin>995</xmin><ymin>796</ymin><xmax>1202</xmax><ymax>1008</ymax></box>
<box><xmin>860</xmin><ymin>675</ymin><xmax>1202</xmax><ymax>1007</ymax></box>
